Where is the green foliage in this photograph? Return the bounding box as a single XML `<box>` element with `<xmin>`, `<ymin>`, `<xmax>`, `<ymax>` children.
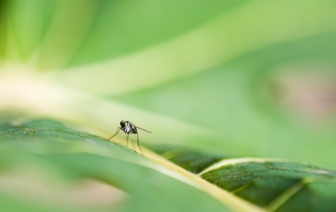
<box><xmin>1</xmin><ymin>0</ymin><xmax>336</xmax><ymax>211</ymax></box>
<box><xmin>202</xmin><ymin>162</ymin><xmax>336</xmax><ymax>210</ymax></box>
<box><xmin>153</xmin><ymin>145</ymin><xmax>336</xmax><ymax>211</ymax></box>
<box><xmin>0</xmin><ymin>119</ymin><xmax>231</xmax><ymax>212</ymax></box>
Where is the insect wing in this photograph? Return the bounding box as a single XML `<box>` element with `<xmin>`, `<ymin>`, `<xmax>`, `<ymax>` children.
<box><xmin>134</xmin><ymin>125</ymin><xmax>152</xmax><ymax>133</ymax></box>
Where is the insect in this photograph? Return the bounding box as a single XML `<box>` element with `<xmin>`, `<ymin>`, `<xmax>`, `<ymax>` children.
<box><xmin>107</xmin><ymin>120</ymin><xmax>151</xmax><ymax>155</ymax></box>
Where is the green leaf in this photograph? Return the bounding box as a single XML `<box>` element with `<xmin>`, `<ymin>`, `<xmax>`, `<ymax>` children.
<box><xmin>1</xmin><ymin>0</ymin><xmax>336</xmax><ymax>211</ymax></box>
<box><xmin>201</xmin><ymin>161</ymin><xmax>336</xmax><ymax>211</ymax></box>
<box><xmin>151</xmin><ymin>145</ymin><xmax>336</xmax><ymax>211</ymax></box>
<box><xmin>0</xmin><ymin>118</ymin><xmax>242</xmax><ymax>212</ymax></box>
<box><xmin>1</xmin><ymin>118</ymin><xmax>335</xmax><ymax>212</ymax></box>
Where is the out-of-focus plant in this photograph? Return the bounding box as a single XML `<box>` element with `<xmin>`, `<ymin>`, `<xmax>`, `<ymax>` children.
<box><xmin>0</xmin><ymin>0</ymin><xmax>336</xmax><ymax>211</ymax></box>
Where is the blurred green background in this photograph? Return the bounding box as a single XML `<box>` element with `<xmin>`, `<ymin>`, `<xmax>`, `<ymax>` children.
<box><xmin>1</xmin><ymin>0</ymin><xmax>336</xmax><ymax>211</ymax></box>
<box><xmin>1</xmin><ymin>1</ymin><xmax>336</xmax><ymax>210</ymax></box>
<box><xmin>1</xmin><ymin>0</ymin><xmax>336</xmax><ymax>167</ymax></box>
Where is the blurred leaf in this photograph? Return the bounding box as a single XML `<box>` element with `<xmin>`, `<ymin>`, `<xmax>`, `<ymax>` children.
<box><xmin>1</xmin><ymin>118</ymin><xmax>335</xmax><ymax>212</ymax></box>
<box><xmin>0</xmin><ymin>0</ymin><xmax>8</xmax><ymax>60</ymax></box>
<box><xmin>53</xmin><ymin>0</ymin><xmax>336</xmax><ymax>95</ymax></box>
<box><xmin>7</xmin><ymin>0</ymin><xmax>56</xmax><ymax>61</ymax></box>
<box><xmin>0</xmin><ymin>118</ymin><xmax>245</xmax><ymax>212</ymax></box>
<box><xmin>69</xmin><ymin>0</ymin><xmax>249</xmax><ymax>67</ymax></box>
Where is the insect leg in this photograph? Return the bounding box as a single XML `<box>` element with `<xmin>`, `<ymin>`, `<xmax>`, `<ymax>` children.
<box><xmin>131</xmin><ymin>137</ymin><xmax>136</xmax><ymax>153</ymax></box>
<box><xmin>126</xmin><ymin>134</ymin><xmax>129</xmax><ymax>146</ymax></box>
<box><xmin>123</xmin><ymin>133</ymin><xmax>127</xmax><ymax>145</ymax></box>
<box><xmin>107</xmin><ymin>127</ymin><xmax>120</xmax><ymax>140</ymax></box>
<box><xmin>137</xmin><ymin>133</ymin><xmax>144</xmax><ymax>156</ymax></box>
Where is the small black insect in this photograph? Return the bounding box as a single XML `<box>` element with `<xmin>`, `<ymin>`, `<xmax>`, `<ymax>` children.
<box><xmin>107</xmin><ymin>120</ymin><xmax>151</xmax><ymax>155</ymax></box>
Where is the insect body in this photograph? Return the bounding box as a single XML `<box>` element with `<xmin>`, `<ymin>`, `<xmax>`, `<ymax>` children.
<box><xmin>107</xmin><ymin>120</ymin><xmax>151</xmax><ymax>156</ymax></box>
